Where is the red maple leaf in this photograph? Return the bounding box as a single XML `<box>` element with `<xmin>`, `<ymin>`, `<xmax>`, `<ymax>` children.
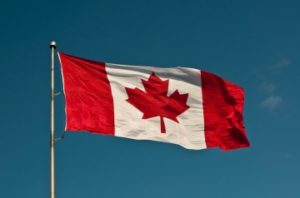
<box><xmin>125</xmin><ymin>73</ymin><xmax>190</xmax><ymax>133</ymax></box>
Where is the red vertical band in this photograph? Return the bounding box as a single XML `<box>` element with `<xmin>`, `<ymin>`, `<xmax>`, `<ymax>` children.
<box><xmin>201</xmin><ymin>71</ymin><xmax>250</xmax><ymax>151</ymax></box>
<box><xmin>58</xmin><ymin>52</ymin><xmax>114</xmax><ymax>135</ymax></box>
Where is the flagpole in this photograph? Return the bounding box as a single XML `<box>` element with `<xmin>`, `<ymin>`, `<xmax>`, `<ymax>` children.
<box><xmin>50</xmin><ymin>41</ymin><xmax>56</xmax><ymax>198</ymax></box>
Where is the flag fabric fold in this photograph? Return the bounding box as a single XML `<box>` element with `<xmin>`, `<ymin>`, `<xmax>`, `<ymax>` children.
<box><xmin>58</xmin><ymin>52</ymin><xmax>250</xmax><ymax>151</ymax></box>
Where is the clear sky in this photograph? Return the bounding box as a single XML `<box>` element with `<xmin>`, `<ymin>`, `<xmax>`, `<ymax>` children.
<box><xmin>1</xmin><ymin>0</ymin><xmax>299</xmax><ymax>197</ymax></box>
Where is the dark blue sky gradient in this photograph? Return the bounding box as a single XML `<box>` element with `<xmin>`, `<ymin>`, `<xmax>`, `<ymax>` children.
<box><xmin>1</xmin><ymin>1</ymin><xmax>299</xmax><ymax>198</ymax></box>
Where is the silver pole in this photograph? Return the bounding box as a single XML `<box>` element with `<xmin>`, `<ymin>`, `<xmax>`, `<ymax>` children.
<box><xmin>50</xmin><ymin>41</ymin><xmax>56</xmax><ymax>198</ymax></box>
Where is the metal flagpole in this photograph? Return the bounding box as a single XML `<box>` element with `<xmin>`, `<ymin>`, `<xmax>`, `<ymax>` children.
<box><xmin>50</xmin><ymin>41</ymin><xmax>56</xmax><ymax>198</ymax></box>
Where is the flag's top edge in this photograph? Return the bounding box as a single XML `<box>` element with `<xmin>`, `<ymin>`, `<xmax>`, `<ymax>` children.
<box><xmin>106</xmin><ymin>62</ymin><xmax>201</xmax><ymax>73</ymax></box>
<box><xmin>58</xmin><ymin>51</ymin><xmax>244</xmax><ymax>88</ymax></box>
<box><xmin>58</xmin><ymin>51</ymin><xmax>202</xmax><ymax>72</ymax></box>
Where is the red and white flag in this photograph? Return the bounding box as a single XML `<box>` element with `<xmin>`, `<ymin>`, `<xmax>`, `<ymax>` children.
<box><xmin>58</xmin><ymin>52</ymin><xmax>250</xmax><ymax>151</ymax></box>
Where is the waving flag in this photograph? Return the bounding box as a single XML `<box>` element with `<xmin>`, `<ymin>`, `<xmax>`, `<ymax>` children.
<box><xmin>58</xmin><ymin>52</ymin><xmax>249</xmax><ymax>151</ymax></box>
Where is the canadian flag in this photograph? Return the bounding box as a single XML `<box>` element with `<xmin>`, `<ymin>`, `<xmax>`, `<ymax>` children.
<box><xmin>58</xmin><ymin>52</ymin><xmax>250</xmax><ymax>151</ymax></box>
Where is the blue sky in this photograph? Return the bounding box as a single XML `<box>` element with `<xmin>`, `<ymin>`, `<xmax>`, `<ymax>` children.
<box><xmin>1</xmin><ymin>0</ymin><xmax>300</xmax><ymax>197</ymax></box>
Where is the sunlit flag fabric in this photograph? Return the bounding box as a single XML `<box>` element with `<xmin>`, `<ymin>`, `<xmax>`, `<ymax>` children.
<box><xmin>58</xmin><ymin>52</ymin><xmax>250</xmax><ymax>151</ymax></box>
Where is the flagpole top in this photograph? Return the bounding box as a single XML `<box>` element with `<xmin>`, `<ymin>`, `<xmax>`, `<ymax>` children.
<box><xmin>50</xmin><ymin>41</ymin><xmax>56</xmax><ymax>49</ymax></box>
